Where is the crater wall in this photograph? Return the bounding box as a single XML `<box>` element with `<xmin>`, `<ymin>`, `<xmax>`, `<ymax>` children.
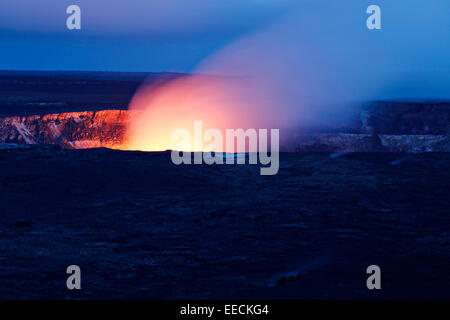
<box><xmin>0</xmin><ymin>102</ymin><xmax>449</xmax><ymax>152</ymax></box>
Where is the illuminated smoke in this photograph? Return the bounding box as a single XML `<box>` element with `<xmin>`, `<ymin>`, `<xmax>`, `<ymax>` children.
<box><xmin>125</xmin><ymin>0</ymin><xmax>450</xmax><ymax>151</ymax></box>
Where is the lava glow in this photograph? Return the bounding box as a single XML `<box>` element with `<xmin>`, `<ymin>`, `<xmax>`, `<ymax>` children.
<box><xmin>124</xmin><ymin>75</ymin><xmax>275</xmax><ymax>152</ymax></box>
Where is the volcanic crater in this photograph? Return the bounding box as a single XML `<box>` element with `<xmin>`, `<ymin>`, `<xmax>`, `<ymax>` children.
<box><xmin>0</xmin><ymin>71</ymin><xmax>449</xmax><ymax>153</ymax></box>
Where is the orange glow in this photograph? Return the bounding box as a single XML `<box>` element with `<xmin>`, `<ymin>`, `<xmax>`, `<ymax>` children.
<box><xmin>124</xmin><ymin>75</ymin><xmax>265</xmax><ymax>152</ymax></box>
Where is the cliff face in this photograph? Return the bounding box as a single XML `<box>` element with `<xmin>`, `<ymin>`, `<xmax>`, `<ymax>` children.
<box><xmin>285</xmin><ymin>133</ymin><xmax>449</xmax><ymax>152</ymax></box>
<box><xmin>359</xmin><ymin>101</ymin><xmax>450</xmax><ymax>135</ymax></box>
<box><xmin>0</xmin><ymin>110</ymin><xmax>129</xmax><ymax>149</ymax></box>
<box><xmin>282</xmin><ymin>101</ymin><xmax>450</xmax><ymax>152</ymax></box>
<box><xmin>0</xmin><ymin>102</ymin><xmax>449</xmax><ymax>152</ymax></box>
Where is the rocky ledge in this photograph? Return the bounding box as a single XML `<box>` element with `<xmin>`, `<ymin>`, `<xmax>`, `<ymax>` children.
<box><xmin>283</xmin><ymin>101</ymin><xmax>450</xmax><ymax>152</ymax></box>
<box><xmin>0</xmin><ymin>101</ymin><xmax>449</xmax><ymax>152</ymax></box>
<box><xmin>0</xmin><ymin>110</ymin><xmax>128</xmax><ymax>149</ymax></box>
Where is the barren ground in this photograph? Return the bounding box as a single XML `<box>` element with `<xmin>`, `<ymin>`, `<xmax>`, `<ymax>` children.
<box><xmin>0</xmin><ymin>146</ymin><xmax>448</xmax><ymax>299</ymax></box>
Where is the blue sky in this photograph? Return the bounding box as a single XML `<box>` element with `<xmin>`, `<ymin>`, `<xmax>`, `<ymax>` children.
<box><xmin>0</xmin><ymin>0</ymin><xmax>449</xmax><ymax>100</ymax></box>
<box><xmin>0</xmin><ymin>0</ymin><xmax>296</xmax><ymax>72</ymax></box>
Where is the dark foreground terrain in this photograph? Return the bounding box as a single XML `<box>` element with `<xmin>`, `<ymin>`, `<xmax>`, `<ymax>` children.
<box><xmin>0</xmin><ymin>146</ymin><xmax>448</xmax><ymax>299</ymax></box>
